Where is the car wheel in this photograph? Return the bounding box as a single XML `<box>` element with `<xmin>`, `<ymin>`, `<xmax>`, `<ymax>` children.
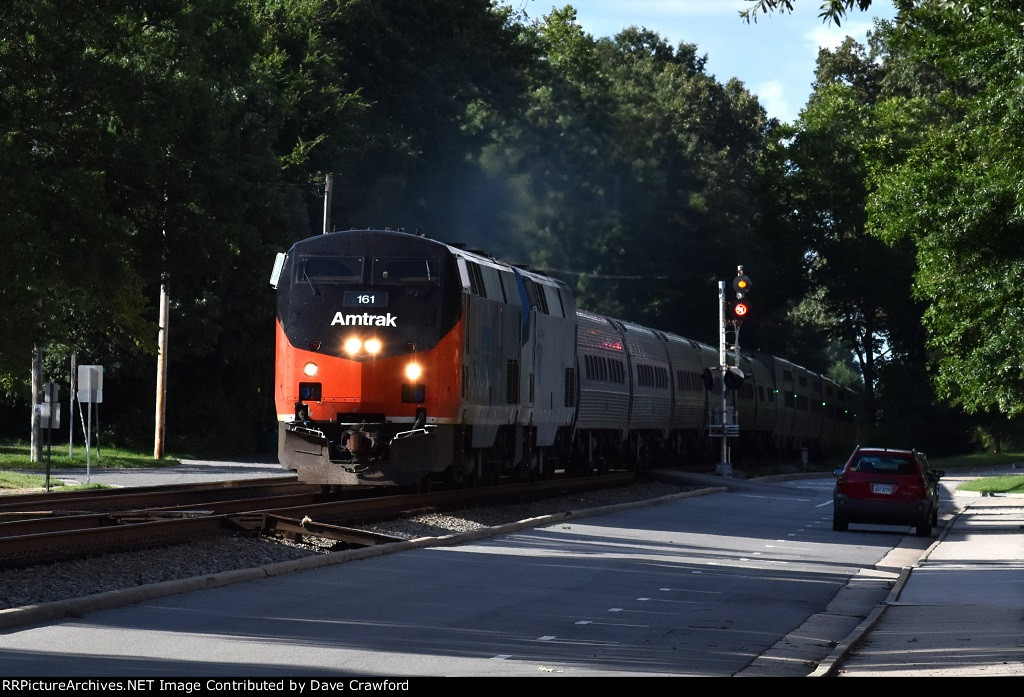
<box><xmin>832</xmin><ymin>514</ymin><xmax>848</xmax><ymax>532</ymax></box>
<box><xmin>915</xmin><ymin>520</ymin><xmax>932</xmax><ymax>537</ymax></box>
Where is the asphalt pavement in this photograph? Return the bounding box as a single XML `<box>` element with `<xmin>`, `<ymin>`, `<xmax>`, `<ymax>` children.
<box><xmin>664</xmin><ymin>468</ymin><xmax>1024</xmax><ymax>677</ymax></box>
<box><xmin>9</xmin><ymin>459</ymin><xmax>1024</xmax><ymax>676</ymax></box>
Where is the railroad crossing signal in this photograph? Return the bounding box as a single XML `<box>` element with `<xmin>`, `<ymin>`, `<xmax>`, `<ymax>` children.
<box><xmin>731</xmin><ymin>267</ymin><xmax>752</xmax><ymax>321</ymax></box>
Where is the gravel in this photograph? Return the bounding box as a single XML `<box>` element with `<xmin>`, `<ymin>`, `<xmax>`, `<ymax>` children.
<box><xmin>0</xmin><ymin>480</ymin><xmax>697</xmax><ymax>611</ymax></box>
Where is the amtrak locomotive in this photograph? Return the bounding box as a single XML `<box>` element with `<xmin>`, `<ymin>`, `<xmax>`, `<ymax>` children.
<box><xmin>270</xmin><ymin>228</ymin><xmax>858</xmax><ymax>488</ymax></box>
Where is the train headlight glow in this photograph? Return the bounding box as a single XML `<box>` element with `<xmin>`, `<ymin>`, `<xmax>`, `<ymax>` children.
<box><xmin>343</xmin><ymin>337</ymin><xmax>363</xmax><ymax>356</ymax></box>
<box><xmin>364</xmin><ymin>338</ymin><xmax>382</xmax><ymax>355</ymax></box>
<box><xmin>302</xmin><ymin>362</ymin><xmax>319</xmax><ymax>377</ymax></box>
<box><xmin>405</xmin><ymin>362</ymin><xmax>423</xmax><ymax>381</ymax></box>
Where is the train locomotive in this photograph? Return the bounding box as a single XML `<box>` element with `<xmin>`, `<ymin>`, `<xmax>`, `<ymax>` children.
<box><xmin>270</xmin><ymin>228</ymin><xmax>858</xmax><ymax>488</ymax></box>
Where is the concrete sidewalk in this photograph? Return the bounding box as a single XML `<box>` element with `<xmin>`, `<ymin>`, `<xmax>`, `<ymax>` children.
<box><xmin>815</xmin><ymin>494</ymin><xmax>1024</xmax><ymax>677</ymax></box>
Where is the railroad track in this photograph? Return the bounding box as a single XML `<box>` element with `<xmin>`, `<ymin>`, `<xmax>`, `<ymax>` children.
<box><xmin>0</xmin><ymin>473</ymin><xmax>638</xmax><ymax>569</ymax></box>
<box><xmin>0</xmin><ymin>475</ymin><xmax>313</xmax><ymax>515</ymax></box>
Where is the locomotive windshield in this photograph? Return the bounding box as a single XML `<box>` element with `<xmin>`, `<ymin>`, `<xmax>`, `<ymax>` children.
<box><xmin>297</xmin><ymin>255</ymin><xmax>364</xmax><ymax>284</ymax></box>
<box><xmin>373</xmin><ymin>257</ymin><xmax>439</xmax><ymax>284</ymax></box>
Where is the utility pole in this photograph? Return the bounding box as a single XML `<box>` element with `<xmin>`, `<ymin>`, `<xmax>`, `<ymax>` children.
<box><xmin>154</xmin><ymin>273</ymin><xmax>169</xmax><ymax>459</ymax></box>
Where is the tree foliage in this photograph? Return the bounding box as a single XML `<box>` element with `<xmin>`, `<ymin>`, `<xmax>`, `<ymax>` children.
<box><xmin>741</xmin><ymin>0</ymin><xmax>877</xmax><ymax>26</ymax></box>
<box><xmin>9</xmin><ymin>0</ymin><xmax>1006</xmax><ymax>457</ymax></box>
<box><xmin>0</xmin><ymin>0</ymin><xmax>359</xmax><ymax>449</ymax></box>
<box><xmin>474</xmin><ymin>8</ymin><xmax>774</xmax><ymax>347</ymax></box>
<box><xmin>867</xmin><ymin>1</ymin><xmax>1024</xmax><ymax>418</ymax></box>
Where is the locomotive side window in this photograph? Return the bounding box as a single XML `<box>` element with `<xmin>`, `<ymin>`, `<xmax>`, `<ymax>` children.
<box><xmin>498</xmin><ymin>271</ymin><xmax>518</xmax><ymax>305</ymax></box>
<box><xmin>524</xmin><ymin>278</ymin><xmax>550</xmax><ymax>314</ymax></box>
<box><xmin>542</xmin><ymin>285</ymin><xmax>562</xmax><ymax>317</ymax></box>
<box><xmin>297</xmin><ymin>256</ymin><xmax>363</xmax><ymax>284</ymax></box>
<box><xmin>479</xmin><ymin>265</ymin><xmax>504</xmax><ymax>300</ymax></box>
<box><xmin>373</xmin><ymin>257</ymin><xmax>439</xmax><ymax>284</ymax></box>
<box><xmin>557</xmin><ymin>288</ymin><xmax>573</xmax><ymax>318</ymax></box>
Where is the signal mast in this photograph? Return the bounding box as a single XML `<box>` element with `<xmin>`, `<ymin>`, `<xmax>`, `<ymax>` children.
<box><xmin>713</xmin><ymin>266</ymin><xmax>751</xmax><ymax>477</ymax></box>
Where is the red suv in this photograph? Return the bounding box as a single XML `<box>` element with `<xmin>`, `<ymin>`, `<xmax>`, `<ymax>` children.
<box><xmin>832</xmin><ymin>446</ymin><xmax>944</xmax><ymax>537</ymax></box>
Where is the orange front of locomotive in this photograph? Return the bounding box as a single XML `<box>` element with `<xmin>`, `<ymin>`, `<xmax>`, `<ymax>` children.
<box><xmin>272</xmin><ymin>230</ymin><xmax>466</xmax><ymax>487</ymax></box>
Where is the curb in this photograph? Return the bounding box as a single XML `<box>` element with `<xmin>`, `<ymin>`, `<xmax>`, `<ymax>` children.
<box><xmin>807</xmin><ymin>504</ymin><xmax>965</xmax><ymax>677</ymax></box>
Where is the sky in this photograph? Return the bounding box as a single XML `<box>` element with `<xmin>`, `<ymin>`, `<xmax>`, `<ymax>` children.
<box><xmin>512</xmin><ymin>0</ymin><xmax>898</xmax><ymax>123</ymax></box>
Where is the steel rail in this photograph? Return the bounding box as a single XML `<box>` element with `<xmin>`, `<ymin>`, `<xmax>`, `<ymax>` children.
<box><xmin>0</xmin><ymin>472</ymin><xmax>638</xmax><ymax>569</ymax></box>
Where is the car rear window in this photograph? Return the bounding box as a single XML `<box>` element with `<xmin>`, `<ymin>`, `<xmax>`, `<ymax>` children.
<box><xmin>853</xmin><ymin>456</ymin><xmax>917</xmax><ymax>475</ymax></box>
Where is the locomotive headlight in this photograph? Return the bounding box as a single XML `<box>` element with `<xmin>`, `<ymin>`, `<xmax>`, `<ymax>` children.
<box><xmin>302</xmin><ymin>361</ymin><xmax>319</xmax><ymax>378</ymax></box>
<box><xmin>343</xmin><ymin>337</ymin><xmax>363</xmax><ymax>356</ymax></box>
<box><xmin>405</xmin><ymin>362</ymin><xmax>423</xmax><ymax>381</ymax></box>
<box><xmin>364</xmin><ymin>338</ymin><xmax>383</xmax><ymax>355</ymax></box>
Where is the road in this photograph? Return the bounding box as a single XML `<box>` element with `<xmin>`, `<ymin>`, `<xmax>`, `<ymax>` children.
<box><xmin>0</xmin><ymin>472</ymin><xmax>933</xmax><ymax>677</ymax></box>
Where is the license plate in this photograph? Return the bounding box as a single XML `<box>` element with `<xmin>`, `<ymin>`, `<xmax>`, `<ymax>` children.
<box><xmin>872</xmin><ymin>483</ymin><xmax>894</xmax><ymax>495</ymax></box>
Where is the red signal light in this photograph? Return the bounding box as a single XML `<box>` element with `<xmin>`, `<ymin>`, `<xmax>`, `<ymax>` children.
<box><xmin>732</xmin><ymin>300</ymin><xmax>750</xmax><ymax>320</ymax></box>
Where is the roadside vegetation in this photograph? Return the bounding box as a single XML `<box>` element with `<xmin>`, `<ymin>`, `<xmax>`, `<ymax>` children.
<box><xmin>2</xmin><ymin>440</ymin><xmax>1021</xmax><ymax>495</ymax></box>
<box><xmin>931</xmin><ymin>452</ymin><xmax>1024</xmax><ymax>494</ymax></box>
<box><xmin>0</xmin><ymin>441</ymin><xmax>180</xmax><ymax>492</ymax></box>
<box><xmin>10</xmin><ymin>2</ymin><xmax>1024</xmax><ymax>465</ymax></box>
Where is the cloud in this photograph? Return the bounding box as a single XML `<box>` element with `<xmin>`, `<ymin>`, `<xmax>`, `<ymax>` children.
<box><xmin>755</xmin><ymin>80</ymin><xmax>789</xmax><ymax>122</ymax></box>
<box><xmin>805</xmin><ymin>17</ymin><xmax>881</xmax><ymax>52</ymax></box>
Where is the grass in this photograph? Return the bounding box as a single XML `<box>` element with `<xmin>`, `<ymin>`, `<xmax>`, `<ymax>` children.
<box><xmin>954</xmin><ymin>475</ymin><xmax>1024</xmax><ymax>494</ymax></box>
<box><xmin>2</xmin><ymin>441</ymin><xmax>1023</xmax><ymax>495</ymax></box>
<box><xmin>928</xmin><ymin>451</ymin><xmax>1024</xmax><ymax>470</ymax></box>
<box><xmin>927</xmin><ymin>451</ymin><xmax>1024</xmax><ymax>494</ymax></box>
<box><xmin>744</xmin><ymin>450</ymin><xmax>1024</xmax><ymax>494</ymax></box>
<box><xmin>0</xmin><ymin>441</ymin><xmax>181</xmax><ymax>492</ymax></box>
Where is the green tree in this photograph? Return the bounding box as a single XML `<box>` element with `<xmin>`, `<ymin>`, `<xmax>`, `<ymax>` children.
<box><xmin>868</xmin><ymin>2</ymin><xmax>1024</xmax><ymax>423</ymax></box>
<box><xmin>486</xmin><ymin>8</ymin><xmax>773</xmax><ymax>347</ymax></box>
<box><xmin>317</xmin><ymin>0</ymin><xmax>535</xmax><ymax>245</ymax></box>
<box><xmin>0</xmin><ymin>1</ymin><xmax>360</xmax><ymax>452</ymax></box>
<box><xmin>777</xmin><ymin>36</ymin><xmax>926</xmax><ymax>424</ymax></box>
<box><xmin>742</xmin><ymin>0</ymin><xmax>877</xmax><ymax>25</ymax></box>
<box><xmin>0</xmin><ymin>1</ymin><xmax>152</xmax><ymax>397</ymax></box>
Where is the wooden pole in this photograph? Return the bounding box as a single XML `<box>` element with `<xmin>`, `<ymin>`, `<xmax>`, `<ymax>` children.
<box><xmin>153</xmin><ymin>275</ymin><xmax>169</xmax><ymax>458</ymax></box>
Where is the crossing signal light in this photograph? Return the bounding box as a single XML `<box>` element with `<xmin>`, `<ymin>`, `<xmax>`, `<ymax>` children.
<box><xmin>724</xmin><ymin>366</ymin><xmax>745</xmax><ymax>390</ymax></box>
